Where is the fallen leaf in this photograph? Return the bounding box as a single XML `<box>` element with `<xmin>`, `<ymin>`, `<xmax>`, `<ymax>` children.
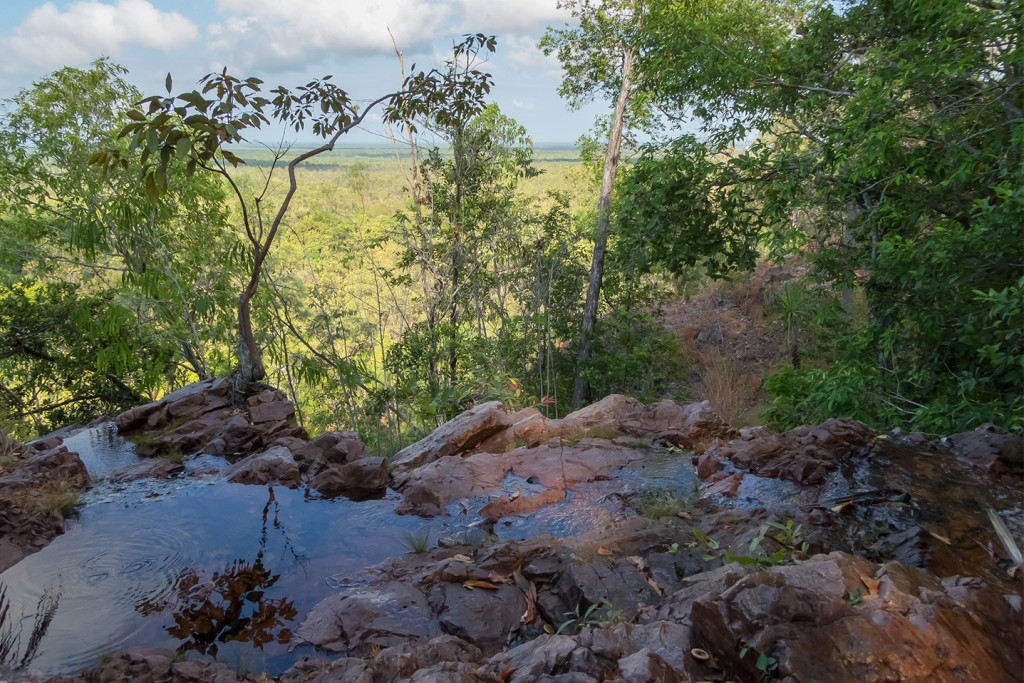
<box><xmin>647</xmin><ymin>577</ymin><xmax>662</xmax><ymax>596</ymax></box>
<box><xmin>510</xmin><ymin>491</ymin><xmax>521</xmax><ymax>500</ymax></box>
<box><xmin>929</xmin><ymin>531</ymin><xmax>951</xmax><ymax>545</ymax></box>
<box><xmin>463</xmin><ymin>580</ymin><xmax>499</xmax><ymax>590</ymax></box>
<box><xmin>677</xmin><ymin>510</ymin><xmax>692</xmax><ymax>520</ymax></box>
<box><xmin>543</xmin><ymin>623</ymin><xmax>554</xmax><ymax>634</ymax></box>
<box><xmin>452</xmin><ymin>554</ymin><xmax>473</xmax><ymax>563</ymax></box>
<box><xmin>499</xmin><ymin>666</ymin><xmax>516</xmax><ymax>682</ymax></box>
<box><xmin>597</xmin><ymin>546</ymin><xmax>613</xmax><ymax>556</ymax></box>
<box><xmin>831</xmin><ymin>501</ymin><xmax>854</xmax><ymax>513</ymax></box>
<box><xmin>487</xmin><ymin>571</ymin><xmax>511</xmax><ymax>585</ymax></box>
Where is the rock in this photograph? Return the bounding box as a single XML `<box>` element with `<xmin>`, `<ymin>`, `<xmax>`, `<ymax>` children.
<box><xmin>110</xmin><ymin>458</ymin><xmax>185</xmax><ymax>482</ymax></box>
<box><xmin>947</xmin><ymin>423</ymin><xmax>1023</xmax><ymax>475</ymax></box>
<box><xmin>392</xmin><ymin>402</ymin><xmax>512</xmax><ymax>484</ymax></box>
<box><xmin>616</xmin><ymin>648</ymin><xmax>683</xmax><ymax>683</ymax></box>
<box><xmin>479</xmin><ymin>489</ymin><xmax>566</xmax><ymax>519</ymax></box>
<box><xmin>298</xmin><ymin>581</ymin><xmax>440</xmax><ymax>655</ymax></box>
<box><xmin>311</xmin><ymin>430</ymin><xmax>372</xmax><ymax>465</ymax></box>
<box><xmin>429</xmin><ymin>582</ymin><xmax>527</xmax><ymax>652</ymax></box>
<box><xmin>704</xmin><ymin>417</ymin><xmax>875</xmax><ymax>486</ymax></box>
<box><xmin>115</xmin><ymin>378</ymin><xmax>306</xmax><ymax>460</ymax></box>
<box><xmin>221</xmin><ymin>445</ymin><xmax>300</xmax><ymax>487</ymax></box>
<box><xmin>307</xmin><ymin>456</ymin><xmax>388</xmax><ymax>500</ymax></box>
<box><xmin>397</xmin><ymin>440</ymin><xmax>648</xmax><ymax>517</ymax></box>
<box><xmin>687</xmin><ymin>551</ymin><xmax>1023</xmax><ymax>682</ymax></box>
<box><xmin>486</xmin><ymin>635</ymin><xmax>579</xmax><ymax>682</ymax></box>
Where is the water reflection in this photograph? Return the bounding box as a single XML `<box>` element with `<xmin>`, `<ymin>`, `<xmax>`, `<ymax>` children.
<box><xmin>138</xmin><ymin>487</ymin><xmax>302</xmax><ymax>657</ymax></box>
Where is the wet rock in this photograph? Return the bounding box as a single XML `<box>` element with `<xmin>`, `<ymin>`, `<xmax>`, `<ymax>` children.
<box><xmin>687</xmin><ymin>551</ymin><xmax>1023</xmax><ymax>683</ymax></box>
<box><xmin>479</xmin><ymin>489</ymin><xmax>566</xmax><ymax>519</ymax></box>
<box><xmin>392</xmin><ymin>402</ymin><xmax>512</xmax><ymax>484</ymax></box>
<box><xmin>221</xmin><ymin>445</ymin><xmax>300</xmax><ymax>487</ymax></box>
<box><xmin>947</xmin><ymin>423</ymin><xmax>1024</xmax><ymax>475</ymax></box>
<box><xmin>704</xmin><ymin>417</ymin><xmax>875</xmax><ymax>485</ymax></box>
<box><xmin>308</xmin><ymin>456</ymin><xmax>388</xmax><ymax>500</ymax></box>
<box><xmin>110</xmin><ymin>457</ymin><xmax>185</xmax><ymax>482</ymax></box>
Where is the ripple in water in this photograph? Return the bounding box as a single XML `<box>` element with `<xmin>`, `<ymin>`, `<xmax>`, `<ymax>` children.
<box><xmin>0</xmin><ymin>480</ymin><xmax>425</xmax><ymax>678</ymax></box>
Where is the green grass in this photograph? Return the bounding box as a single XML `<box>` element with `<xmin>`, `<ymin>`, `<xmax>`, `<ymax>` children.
<box><xmin>401</xmin><ymin>529</ymin><xmax>432</xmax><ymax>554</ymax></box>
<box><xmin>41</xmin><ymin>478</ymin><xmax>82</xmax><ymax>517</ymax></box>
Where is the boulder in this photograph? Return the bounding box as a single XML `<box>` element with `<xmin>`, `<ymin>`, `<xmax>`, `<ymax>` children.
<box><xmin>391</xmin><ymin>402</ymin><xmax>512</xmax><ymax>484</ymax></box>
<box><xmin>307</xmin><ymin>456</ymin><xmax>388</xmax><ymax>500</ymax></box>
<box><xmin>221</xmin><ymin>446</ymin><xmax>300</xmax><ymax>487</ymax></box>
<box><xmin>947</xmin><ymin>423</ymin><xmax>1023</xmax><ymax>475</ymax></box>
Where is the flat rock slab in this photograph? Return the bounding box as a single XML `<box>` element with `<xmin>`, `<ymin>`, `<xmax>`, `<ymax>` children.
<box><xmin>397</xmin><ymin>439</ymin><xmax>649</xmax><ymax>517</ymax></box>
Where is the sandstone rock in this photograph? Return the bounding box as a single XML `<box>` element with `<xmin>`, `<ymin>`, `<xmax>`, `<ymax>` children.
<box><xmin>221</xmin><ymin>446</ymin><xmax>300</xmax><ymax>487</ymax></box>
<box><xmin>392</xmin><ymin>402</ymin><xmax>512</xmax><ymax>484</ymax></box>
<box><xmin>298</xmin><ymin>582</ymin><xmax>440</xmax><ymax>655</ymax></box>
<box><xmin>307</xmin><ymin>456</ymin><xmax>388</xmax><ymax>500</ymax></box>
<box><xmin>616</xmin><ymin>648</ymin><xmax>683</xmax><ymax>683</ymax></box>
<box><xmin>485</xmin><ymin>635</ymin><xmax>579</xmax><ymax>682</ymax></box>
<box><xmin>429</xmin><ymin>582</ymin><xmax>527</xmax><ymax>653</ymax></box>
<box><xmin>110</xmin><ymin>458</ymin><xmax>185</xmax><ymax>482</ymax></box>
<box><xmin>947</xmin><ymin>423</ymin><xmax>1023</xmax><ymax>475</ymax></box>
<box><xmin>397</xmin><ymin>440</ymin><xmax>648</xmax><ymax>517</ymax></box>
<box><xmin>704</xmin><ymin>417</ymin><xmax>875</xmax><ymax>485</ymax></box>
<box><xmin>249</xmin><ymin>397</ymin><xmax>295</xmax><ymax>423</ymax></box>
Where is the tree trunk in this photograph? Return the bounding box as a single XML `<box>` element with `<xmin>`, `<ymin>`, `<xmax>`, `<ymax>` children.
<box><xmin>572</xmin><ymin>48</ymin><xmax>635</xmax><ymax>411</ymax></box>
<box><xmin>236</xmin><ymin>289</ymin><xmax>266</xmax><ymax>392</ymax></box>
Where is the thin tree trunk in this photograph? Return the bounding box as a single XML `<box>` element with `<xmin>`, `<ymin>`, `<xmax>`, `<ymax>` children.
<box><xmin>572</xmin><ymin>48</ymin><xmax>635</xmax><ymax>410</ymax></box>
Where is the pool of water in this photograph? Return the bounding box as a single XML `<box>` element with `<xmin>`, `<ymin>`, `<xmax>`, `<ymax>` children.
<box><xmin>0</xmin><ymin>434</ymin><xmax>428</xmax><ymax>677</ymax></box>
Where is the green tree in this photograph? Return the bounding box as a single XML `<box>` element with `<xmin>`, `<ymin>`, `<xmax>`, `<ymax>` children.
<box><xmin>542</xmin><ymin>0</ymin><xmax>648</xmax><ymax>409</ymax></box>
<box><xmin>0</xmin><ymin>58</ymin><xmax>240</xmax><ymax>383</ymax></box>
<box><xmin>621</xmin><ymin>0</ymin><xmax>1023</xmax><ymax>431</ymax></box>
<box><xmin>94</xmin><ymin>35</ymin><xmax>497</xmax><ymax>397</ymax></box>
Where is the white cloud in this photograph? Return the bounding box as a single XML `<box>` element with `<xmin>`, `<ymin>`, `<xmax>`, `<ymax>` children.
<box><xmin>453</xmin><ymin>0</ymin><xmax>569</xmax><ymax>34</ymax></box>
<box><xmin>502</xmin><ymin>34</ymin><xmax>562</xmax><ymax>78</ymax></box>
<box><xmin>511</xmin><ymin>98</ymin><xmax>535</xmax><ymax>110</ymax></box>
<box><xmin>1</xmin><ymin>0</ymin><xmax>199</xmax><ymax>72</ymax></box>
<box><xmin>207</xmin><ymin>0</ymin><xmax>453</xmax><ymax>71</ymax></box>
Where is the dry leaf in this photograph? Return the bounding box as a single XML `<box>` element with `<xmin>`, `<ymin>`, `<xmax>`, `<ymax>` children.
<box><xmin>831</xmin><ymin>501</ymin><xmax>854</xmax><ymax>513</ymax></box>
<box><xmin>543</xmin><ymin>623</ymin><xmax>554</xmax><ymax>634</ymax></box>
<box><xmin>487</xmin><ymin>571</ymin><xmax>511</xmax><ymax>585</ymax></box>
<box><xmin>463</xmin><ymin>580</ymin><xmax>499</xmax><ymax>591</ymax></box>
<box><xmin>929</xmin><ymin>531</ymin><xmax>951</xmax><ymax>545</ymax></box>
<box><xmin>510</xmin><ymin>491</ymin><xmax>521</xmax><ymax>500</ymax></box>
<box><xmin>646</xmin><ymin>577</ymin><xmax>663</xmax><ymax>596</ymax></box>
<box><xmin>452</xmin><ymin>554</ymin><xmax>473</xmax><ymax>563</ymax></box>
<box><xmin>499</xmin><ymin>666</ymin><xmax>516</xmax><ymax>682</ymax></box>
<box><xmin>597</xmin><ymin>546</ymin><xmax>613</xmax><ymax>556</ymax></box>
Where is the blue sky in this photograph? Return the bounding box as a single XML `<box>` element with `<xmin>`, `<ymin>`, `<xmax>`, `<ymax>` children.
<box><xmin>0</xmin><ymin>0</ymin><xmax>606</xmax><ymax>144</ymax></box>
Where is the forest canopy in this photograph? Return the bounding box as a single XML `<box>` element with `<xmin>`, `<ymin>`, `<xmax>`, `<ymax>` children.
<box><xmin>0</xmin><ymin>0</ymin><xmax>1020</xmax><ymax>445</ymax></box>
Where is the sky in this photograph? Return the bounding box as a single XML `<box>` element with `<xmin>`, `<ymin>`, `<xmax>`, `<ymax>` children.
<box><xmin>0</xmin><ymin>0</ymin><xmax>607</xmax><ymax>145</ymax></box>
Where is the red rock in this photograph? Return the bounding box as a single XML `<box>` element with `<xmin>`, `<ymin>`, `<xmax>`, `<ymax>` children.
<box><xmin>248</xmin><ymin>399</ymin><xmax>295</xmax><ymax>423</ymax></box>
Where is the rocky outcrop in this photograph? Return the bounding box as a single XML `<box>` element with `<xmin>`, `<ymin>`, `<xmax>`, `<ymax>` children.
<box><xmin>391</xmin><ymin>402</ymin><xmax>512</xmax><ymax>484</ymax></box>
<box><xmin>0</xmin><ymin>444</ymin><xmax>90</xmax><ymax>573</ymax></box>
<box><xmin>703</xmin><ymin>417</ymin><xmax>876</xmax><ymax>486</ymax></box>
<box><xmin>392</xmin><ymin>397</ymin><xmax>737</xmax><ymax>517</ymax></box>
<box><xmin>946</xmin><ymin>422</ymin><xmax>1024</xmax><ymax>476</ymax></box>
<box><xmin>115</xmin><ymin>378</ymin><xmax>307</xmax><ymax>459</ymax></box>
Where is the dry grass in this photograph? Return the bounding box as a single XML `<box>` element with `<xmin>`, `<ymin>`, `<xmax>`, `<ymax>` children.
<box><xmin>37</xmin><ymin>478</ymin><xmax>82</xmax><ymax>517</ymax></box>
<box><xmin>695</xmin><ymin>349</ymin><xmax>762</xmax><ymax>427</ymax></box>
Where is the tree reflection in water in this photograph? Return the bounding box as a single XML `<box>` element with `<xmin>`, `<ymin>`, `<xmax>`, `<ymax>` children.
<box><xmin>138</xmin><ymin>485</ymin><xmax>306</xmax><ymax>657</ymax></box>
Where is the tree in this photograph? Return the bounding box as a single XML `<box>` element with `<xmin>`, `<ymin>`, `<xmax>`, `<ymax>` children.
<box><xmin>0</xmin><ymin>58</ymin><xmax>240</xmax><ymax>383</ymax></box>
<box><xmin>94</xmin><ymin>35</ymin><xmax>497</xmax><ymax>397</ymax></box>
<box><xmin>621</xmin><ymin>0</ymin><xmax>1023</xmax><ymax>431</ymax></box>
<box><xmin>542</xmin><ymin>0</ymin><xmax>647</xmax><ymax>409</ymax></box>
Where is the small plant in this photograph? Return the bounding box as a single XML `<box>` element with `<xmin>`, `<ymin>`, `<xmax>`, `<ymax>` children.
<box><xmin>846</xmin><ymin>587</ymin><xmax>862</xmax><ymax>605</ymax></box>
<box><xmin>401</xmin><ymin>530</ymin><xmax>431</xmax><ymax>554</ymax></box>
<box><xmin>165</xmin><ymin>448</ymin><xmax>185</xmax><ymax>465</ymax></box>
<box><xmin>696</xmin><ymin>521</ymin><xmax>808</xmax><ymax>569</ymax></box>
<box><xmin>740</xmin><ymin>647</ymin><xmax>780</xmax><ymax>681</ymax></box>
<box><xmin>634</xmin><ymin>490</ymin><xmax>685</xmax><ymax>520</ymax></box>
<box><xmin>555</xmin><ymin>598</ymin><xmax>614</xmax><ymax>635</ymax></box>
<box><xmin>41</xmin><ymin>478</ymin><xmax>82</xmax><ymax>517</ymax></box>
